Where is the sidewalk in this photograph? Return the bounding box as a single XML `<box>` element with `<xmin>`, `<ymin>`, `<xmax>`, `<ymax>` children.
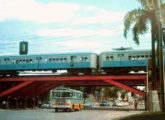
<box><xmin>85</xmin><ymin>104</ymin><xmax>145</xmax><ymax>111</ymax></box>
<box><xmin>113</xmin><ymin>112</ymin><xmax>165</xmax><ymax>120</ymax></box>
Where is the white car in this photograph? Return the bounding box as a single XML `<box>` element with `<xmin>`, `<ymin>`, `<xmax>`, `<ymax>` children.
<box><xmin>41</xmin><ymin>103</ymin><xmax>51</xmax><ymax>109</ymax></box>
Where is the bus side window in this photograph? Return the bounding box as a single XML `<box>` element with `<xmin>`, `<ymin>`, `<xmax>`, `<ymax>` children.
<box><xmin>70</xmin><ymin>92</ymin><xmax>73</xmax><ymax>97</ymax></box>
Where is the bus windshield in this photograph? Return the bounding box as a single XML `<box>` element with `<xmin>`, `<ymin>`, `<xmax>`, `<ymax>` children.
<box><xmin>61</xmin><ymin>92</ymin><xmax>70</xmax><ymax>97</ymax></box>
<box><xmin>53</xmin><ymin>92</ymin><xmax>71</xmax><ymax>98</ymax></box>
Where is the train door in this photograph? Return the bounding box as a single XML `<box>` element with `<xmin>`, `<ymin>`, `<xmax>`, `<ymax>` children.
<box><xmin>36</xmin><ymin>57</ymin><xmax>42</xmax><ymax>69</ymax></box>
<box><xmin>117</xmin><ymin>53</ymin><xmax>125</xmax><ymax>65</ymax></box>
<box><xmin>70</xmin><ymin>56</ymin><xmax>76</xmax><ymax>67</ymax></box>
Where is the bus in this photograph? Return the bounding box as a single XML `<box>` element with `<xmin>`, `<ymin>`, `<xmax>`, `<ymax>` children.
<box><xmin>50</xmin><ymin>86</ymin><xmax>84</xmax><ymax>112</ymax></box>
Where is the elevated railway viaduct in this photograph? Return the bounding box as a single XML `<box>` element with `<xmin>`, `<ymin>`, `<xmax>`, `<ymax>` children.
<box><xmin>0</xmin><ymin>74</ymin><xmax>146</xmax><ymax>108</ymax></box>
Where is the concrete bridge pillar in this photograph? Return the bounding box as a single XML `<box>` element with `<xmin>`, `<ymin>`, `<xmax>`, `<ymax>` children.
<box><xmin>149</xmin><ymin>90</ymin><xmax>161</xmax><ymax>112</ymax></box>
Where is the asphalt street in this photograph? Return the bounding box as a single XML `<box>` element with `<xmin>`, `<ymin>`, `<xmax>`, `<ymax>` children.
<box><xmin>0</xmin><ymin>108</ymin><xmax>144</xmax><ymax>120</ymax></box>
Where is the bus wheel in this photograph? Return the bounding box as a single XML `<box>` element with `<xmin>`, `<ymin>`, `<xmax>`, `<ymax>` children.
<box><xmin>72</xmin><ymin>105</ymin><xmax>75</xmax><ymax>112</ymax></box>
<box><xmin>55</xmin><ymin>108</ymin><xmax>58</xmax><ymax>112</ymax></box>
<box><xmin>68</xmin><ymin>108</ymin><xmax>72</xmax><ymax>112</ymax></box>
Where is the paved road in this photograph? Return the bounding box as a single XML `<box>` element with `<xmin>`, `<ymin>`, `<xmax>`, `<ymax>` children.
<box><xmin>0</xmin><ymin>108</ymin><xmax>144</xmax><ymax>120</ymax></box>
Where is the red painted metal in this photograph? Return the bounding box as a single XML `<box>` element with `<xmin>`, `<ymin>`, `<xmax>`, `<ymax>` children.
<box><xmin>103</xmin><ymin>79</ymin><xmax>146</xmax><ymax>97</ymax></box>
<box><xmin>0</xmin><ymin>75</ymin><xmax>146</xmax><ymax>82</ymax></box>
<box><xmin>33</xmin><ymin>84</ymin><xmax>58</xmax><ymax>97</ymax></box>
<box><xmin>0</xmin><ymin>75</ymin><xmax>146</xmax><ymax>97</ymax></box>
<box><xmin>0</xmin><ymin>81</ymin><xmax>33</xmax><ymax>97</ymax></box>
<box><xmin>28</xmin><ymin>83</ymin><xmax>55</xmax><ymax>97</ymax></box>
<box><xmin>19</xmin><ymin>82</ymin><xmax>44</xmax><ymax>97</ymax></box>
<box><xmin>9</xmin><ymin>82</ymin><xmax>38</xmax><ymax>97</ymax></box>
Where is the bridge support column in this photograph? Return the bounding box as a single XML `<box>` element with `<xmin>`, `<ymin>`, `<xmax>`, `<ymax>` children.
<box><xmin>148</xmin><ymin>90</ymin><xmax>161</xmax><ymax>112</ymax></box>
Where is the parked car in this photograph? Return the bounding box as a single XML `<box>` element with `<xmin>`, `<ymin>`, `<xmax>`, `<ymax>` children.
<box><xmin>99</xmin><ymin>101</ymin><xmax>110</xmax><ymax>107</ymax></box>
<box><xmin>41</xmin><ymin>103</ymin><xmax>51</xmax><ymax>109</ymax></box>
<box><xmin>84</xmin><ymin>102</ymin><xmax>93</xmax><ymax>108</ymax></box>
<box><xmin>113</xmin><ymin>100</ymin><xmax>129</xmax><ymax>107</ymax></box>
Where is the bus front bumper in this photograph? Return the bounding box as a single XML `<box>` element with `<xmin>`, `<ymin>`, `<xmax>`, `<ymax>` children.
<box><xmin>51</xmin><ymin>105</ymin><xmax>71</xmax><ymax>109</ymax></box>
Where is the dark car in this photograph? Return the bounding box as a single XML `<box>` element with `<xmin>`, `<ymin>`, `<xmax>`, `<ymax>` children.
<box><xmin>100</xmin><ymin>101</ymin><xmax>110</xmax><ymax>107</ymax></box>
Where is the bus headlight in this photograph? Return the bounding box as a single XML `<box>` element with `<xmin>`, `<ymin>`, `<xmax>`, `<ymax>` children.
<box><xmin>66</xmin><ymin>100</ymin><xmax>72</xmax><ymax>106</ymax></box>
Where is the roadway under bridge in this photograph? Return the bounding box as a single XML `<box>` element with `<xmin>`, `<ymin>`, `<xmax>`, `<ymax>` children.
<box><xmin>0</xmin><ymin>74</ymin><xmax>146</xmax><ymax>98</ymax></box>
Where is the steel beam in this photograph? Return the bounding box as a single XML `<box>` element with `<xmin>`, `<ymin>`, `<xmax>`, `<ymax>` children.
<box><xmin>0</xmin><ymin>75</ymin><xmax>146</xmax><ymax>82</ymax></box>
<box><xmin>28</xmin><ymin>83</ymin><xmax>54</xmax><ymax>97</ymax></box>
<box><xmin>18</xmin><ymin>82</ymin><xmax>44</xmax><ymax>97</ymax></box>
<box><xmin>33</xmin><ymin>84</ymin><xmax>58</xmax><ymax>97</ymax></box>
<box><xmin>103</xmin><ymin>79</ymin><xmax>146</xmax><ymax>97</ymax></box>
<box><xmin>0</xmin><ymin>81</ymin><xmax>33</xmax><ymax>97</ymax></box>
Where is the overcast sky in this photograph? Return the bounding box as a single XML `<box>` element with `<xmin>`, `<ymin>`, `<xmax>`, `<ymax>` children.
<box><xmin>0</xmin><ymin>0</ymin><xmax>151</xmax><ymax>55</ymax></box>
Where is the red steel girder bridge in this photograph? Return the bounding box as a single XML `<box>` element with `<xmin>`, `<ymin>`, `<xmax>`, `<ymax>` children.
<box><xmin>0</xmin><ymin>74</ymin><xmax>146</xmax><ymax>98</ymax></box>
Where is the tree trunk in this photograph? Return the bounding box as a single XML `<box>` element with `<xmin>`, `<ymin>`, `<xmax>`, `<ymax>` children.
<box><xmin>151</xmin><ymin>24</ymin><xmax>157</xmax><ymax>90</ymax></box>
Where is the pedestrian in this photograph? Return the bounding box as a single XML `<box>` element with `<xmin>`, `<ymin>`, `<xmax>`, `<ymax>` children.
<box><xmin>134</xmin><ymin>99</ymin><xmax>138</xmax><ymax>110</ymax></box>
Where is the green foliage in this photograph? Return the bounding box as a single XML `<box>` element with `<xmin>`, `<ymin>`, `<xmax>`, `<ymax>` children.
<box><xmin>123</xmin><ymin>0</ymin><xmax>165</xmax><ymax>45</ymax></box>
<box><xmin>120</xmin><ymin>90</ymin><xmax>127</xmax><ymax>100</ymax></box>
<box><xmin>103</xmin><ymin>86</ymin><xmax>121</xmax><ymax>99</ymax></box>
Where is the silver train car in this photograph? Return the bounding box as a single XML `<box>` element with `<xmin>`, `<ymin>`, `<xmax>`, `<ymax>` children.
<box><xmin>0</xmin><ymin>53</ymin><xmax>97</xmax><ymax>76</ymax></box>
<box><xmin>99</xmin><ymin>50</ymin><xmax>152</xmax><ymax>74</ymax></box>
<box><xmin>0</xmin><ymin>49</ymin><xmax>164</xmax><ymax>76</ymax></box>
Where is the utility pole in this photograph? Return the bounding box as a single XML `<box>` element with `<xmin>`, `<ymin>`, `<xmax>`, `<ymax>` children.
<box><xmin>155</xmin><ymin>0</ymin><xmax>165</xmax><ymax>111</ymax></box>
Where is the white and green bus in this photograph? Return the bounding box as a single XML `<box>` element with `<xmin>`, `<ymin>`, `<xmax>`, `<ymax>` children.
<box><xmin>50</xmin><ymin>86</ymin><xmax>84</xmax><ymax>112</ymax></box>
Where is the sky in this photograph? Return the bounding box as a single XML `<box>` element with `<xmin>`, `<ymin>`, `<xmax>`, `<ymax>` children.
<box><xmin>0</xmin><ymin>0</ymin><xmax>152</xmax><ymax>55</ymax></box>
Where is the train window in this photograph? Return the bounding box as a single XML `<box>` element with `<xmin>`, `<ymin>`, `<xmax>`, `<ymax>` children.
<box><xmin>80</xmin><ymin>57</ymin><xmax>84</xmax><ymax>62</ymax></box>
<box><xmin>60</xmin><ymin>58</ymin><xmax>63</xmax><ymax>62</ymax></box>
<box><xmin>64</xmin><ymin>58</ymin><xmax>67</xmax><ymax>62</ymax></box>
<box><xmin>145</xmin><ymin>55</ymin><xmax>148</xmax><ymax>58</ymax></box>
<box><xmin>18</xmin><ymin>59</ymin><xmax>22</xmax><ymax>63</ymax></box>
<box><xmin>128</xmin><ymin>56</ymin><xmax>131</xmax><ymax>60</ymax></box>
<box><xmin>56</xmin><ymin>58</ymin><xmax>59</xmax><ymax>62</ymax></box>
<box><xmin>110</xmin><ymin>56</ymin><xmax>113</xmax><ymax>60</ymax></box>
<box><xmin>80</xmin><ymin>57</ymin><xmax>83</xmax><ymax>61</ymax></box>
<box><xmin>15</xmin><ymin>60</ymin><xmax>18</xmax><ymax>64</ymax></box>
<box><xmin>118</xmin><ymin>54</ymin><xmax>124</xmax><ymax>57</ymax></box>
<box><xmin>26</xmin><ymin>59</ymin><xmax>29</xmax><ymax>63</ymax></box>
<box><xmin>12</xmin><ymin>59</ymin><xmax>16</xmax><ymax>64</ymax></box>
<box><xmin>106</xmin><ymin>56</ymin><xmax>113</xmax><ymax>61</ymax></box>
<box><xmin>137</xmin><ymin>56</ymin><xmax>140</xmax><ymax>60</ymax></box>
<box><xmin>30</xmin><ymin>59</ymin><xmax>33</xmax><ymax>63</ymax></box>
<box><xmin>106</xmin><ymin>56</ymin><xmax>109</xmax><ymax>60</ymax></box>
<box><xmin>132</xmin><ymin>56</ymin><xmax>135</xmax><ymax>60</ymax></box>
<box><xmin>45</xmin><ymin>58</ymin><xmax>48</xmax><ymax>62</ymax></box>
<box><xmin>4</xmin><ymin>58</ymin><xmax>10</xmax><ymax>61</ymax></box>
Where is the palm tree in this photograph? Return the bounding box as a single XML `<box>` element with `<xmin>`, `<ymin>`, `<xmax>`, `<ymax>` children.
<box><xmin>123</xmin><ymin>0</ymin><xmax>165</xmax><ymax>89</ymax></box>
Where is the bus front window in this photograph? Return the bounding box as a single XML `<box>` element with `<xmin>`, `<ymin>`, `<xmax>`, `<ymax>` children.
<box><xmin>61</xmin><ymin>92</ymin><xmax>70</xmax><ymax>97</ymax></box>
<box><xmin>53</xmin><ymin>92</ymin><xmax>60</xmax><ymax>97</ymax></box>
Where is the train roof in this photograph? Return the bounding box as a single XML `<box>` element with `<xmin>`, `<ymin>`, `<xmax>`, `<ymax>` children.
<box><xmin>100</xmin><ymin>49</ymin><xmax>152</xmax><ymax>54</ymax></box>
<box><xmin>0</xmin><ymin>52</ymin><xmax>97</xmax><ymax>57</ymax></box>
